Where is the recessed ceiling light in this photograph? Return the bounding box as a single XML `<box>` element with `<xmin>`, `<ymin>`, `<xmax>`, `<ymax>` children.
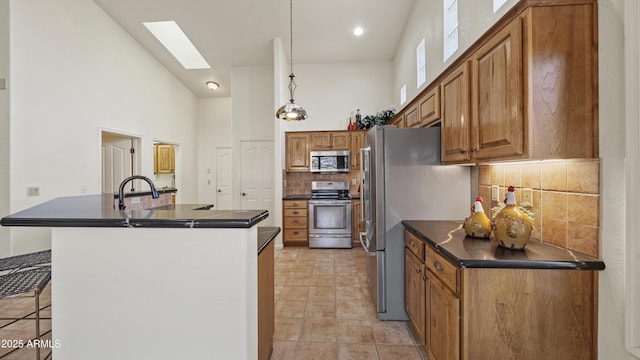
<box><xmin>353</xmin><ymin>27</ymin><xmax>364</xmax><ymax>36</ymax></box>
<box><xmin>143</xmin><ymin>21</ymin><xmax>210</xmax><ymax>70</ymax></box>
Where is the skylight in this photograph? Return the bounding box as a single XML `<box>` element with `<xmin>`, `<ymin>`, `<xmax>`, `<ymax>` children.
<box><xmin>143</xmin><ymin>21</ymin><xmax>210</xmax><ymax>70</ymax></box>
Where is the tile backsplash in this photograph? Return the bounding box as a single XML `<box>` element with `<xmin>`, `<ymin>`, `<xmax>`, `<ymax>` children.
<box><xmin>283</xmin><ymin>170</ymin><xmax>361</xmax><ymax>196</ymax></box>
<box><xmin>478</xmin><ymin>159</ymin><xmax>600</xmax><ymax>258</ymax></box>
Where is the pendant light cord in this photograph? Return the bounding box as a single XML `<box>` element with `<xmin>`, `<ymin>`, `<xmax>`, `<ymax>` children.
<box><xmin>289</xmin><ymin>0</ymin><xmax>293</xmax><ymax>76</ymax></box>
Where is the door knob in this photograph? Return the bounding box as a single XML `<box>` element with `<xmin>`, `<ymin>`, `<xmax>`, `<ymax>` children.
<box><xmin>242</xmin><ymin>192</ymin><xmax>247</xmax><ymax>196</ymax></box>
<box><xmin>217</xmin><ymin>189</ymin><xmax>222</xmax><ymax>193</ymax></box>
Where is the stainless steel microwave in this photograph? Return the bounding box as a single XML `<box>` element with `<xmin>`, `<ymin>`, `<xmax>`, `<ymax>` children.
<box><xmin>310</xmin><ymin>150</ymin><xmax>350</xmax><ymax>173</ymax></box>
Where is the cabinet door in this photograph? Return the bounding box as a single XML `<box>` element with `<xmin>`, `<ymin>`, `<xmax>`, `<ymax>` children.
<box><xmin>420</xmin><ymin>87</ymin><xmax>441</xmax><ymax>127</ymax></box>
<box><xmin>405</xmin><ymin>249</ymin><xmax>426</xmax><ymax>345</ymax></box>
<box><xmin>286</xmin><ymin>133</ymin><xmax>310</xmax><ymax>171</ymax></box>
<box><xmin>330</xmin><ymin>132</ymin><xmax>350</xmax><ymax>150</ymax></box>
<box><xmin>156</xmin><ymin>145</ymin><xmax>175</xmax><ymax>174</ymax></box>
<box><xmin>405</xmin><ymin>105</ymin><xmax>420</xmax><ymax>128</ymax></box>
<box><xmin>350</xmin><ymin>131</ymin><xmax>366</xmax><ymax>170</ymax></box>
<box><xmin>471</xmin><ymin>17</ymin><xmax>524</xmax><ymax>160</ymax></box>
<box><xmin>441</xmin><ymin>62</ymin><xmax>471</xmax><ymax>163</ymax></box>
<box><xmin>309</xmin><ymin>132</ymin><xmax>332</xmax><ymax>150</ymax></box>
<box><xmin>257</xmin><ymin>240</ymin><xmax>274</xmax><ymax>360</ymax></box>
<box><xmin>426</xmin><ymin>274</ymin><xmax>460</xmax><ymax>360</ymax></box>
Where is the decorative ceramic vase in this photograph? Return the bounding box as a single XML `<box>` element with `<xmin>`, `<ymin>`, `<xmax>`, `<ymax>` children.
<box><xmin>463</xmin><ymin>196</ymin><xmax>492</xmax><ymax>238</ymax></box>
<box><xmin>493</xmin><ymin>186</ymin><xmax>533</xmax><ymax>250</ymax></box>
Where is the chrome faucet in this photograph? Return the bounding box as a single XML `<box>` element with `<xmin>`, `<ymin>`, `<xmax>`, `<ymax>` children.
<box><xmin>118</xmin><ymin>175</ymin><xmax>159</xmax><ymax>210</ymax></box>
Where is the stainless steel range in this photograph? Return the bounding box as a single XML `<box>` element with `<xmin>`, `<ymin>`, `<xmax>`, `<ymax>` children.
<box><xmin>308</xmin><ymin>181</ymin><xmax>352</xmax><ymax>248</ymax></box>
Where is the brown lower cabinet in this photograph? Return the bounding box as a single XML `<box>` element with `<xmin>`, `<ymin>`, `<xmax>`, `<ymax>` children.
<box><xmin>257</xmin><ymin>239</ymin><xmax>274</xmax><ymax>360</ymax></box>
<box><xmin>282</xmin><ymin>200</ymin><xmax>308</xmax><ymax>246</ymax></box>
<box><xmin>405</xmin><ymin>229</ymin><xmax>598</xmax><ymax>360</ymax></box>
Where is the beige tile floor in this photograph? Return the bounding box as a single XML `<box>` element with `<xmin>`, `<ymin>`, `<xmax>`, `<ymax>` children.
<box><xmin>0</xmin><ymin>246</ymin><xmax>424</xmax><ymax>360</ymax></box>
<box><xmin>0</xmin><ymin>284</ymin><xmax>52</xmax><ymax>360</ymax></box>
<box><xmin>271</xmin><ymin>246</ymin><xmax>427</xmax><ymax>360</ymax></box>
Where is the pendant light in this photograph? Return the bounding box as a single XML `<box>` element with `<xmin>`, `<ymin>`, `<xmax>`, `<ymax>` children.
<box><xmin>276</xmin><ymin>0</ymin><xmax>307</xmax><ymax>121</ymax></box>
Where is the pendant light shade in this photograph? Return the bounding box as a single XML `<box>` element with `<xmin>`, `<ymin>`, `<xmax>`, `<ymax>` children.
<box><xmin>276</xmin><ymin>0</ymin><xmax>307</xmax><ymax>121</ymax></box>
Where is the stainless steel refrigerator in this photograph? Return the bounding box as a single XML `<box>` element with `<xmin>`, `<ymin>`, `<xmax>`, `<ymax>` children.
<box><xmin>359</xmin><ymin>125</ymin><xmax>470</xmax><ymax>320</ymax></box>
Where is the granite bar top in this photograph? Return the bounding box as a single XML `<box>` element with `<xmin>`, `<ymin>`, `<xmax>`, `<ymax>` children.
<box><xmin>258</xmin><ymin>227</ymin><xmax>280</xmax><ymax>254</ymax></box>
<box><xmin>402</xmin><ymin>220</ymin><xmax>605</xmax><ymax>270</ymax></box>
<box><xmin>0</xmin><ymin>194</ymin><xmax>268</xmax><ymax>229</ymax></box>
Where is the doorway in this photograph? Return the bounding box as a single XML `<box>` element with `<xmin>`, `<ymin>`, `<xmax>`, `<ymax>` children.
<box><xmin>101</xmin><ymin>131</ymin><xmax>140</xmax><ymax>194</ymax></box>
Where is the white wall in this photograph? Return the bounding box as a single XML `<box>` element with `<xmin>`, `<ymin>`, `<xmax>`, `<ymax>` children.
<box><xmin>8</xmin><ymin>0</ymin><xmax>199</xmax><ymax>254</ymax></box>
<box><xmin>281</xmin><ymin>61</ymin><xmax>394</xmax><ymax>132</ymax></box>
<box><xmin>393</xmin><ymin>0</ymin><xmax>519</xmax><ymax>110</ymax></box>
<box><xmin>197</xmin><ymin>97</ymin><xmax>232</xmax><ymax>205</ymax></box>
<box><xmin>0</xmin><ymin>0</ymin><xmax>9</xmax><ymax>256</ymax></box>
<box><xmin>598</xmin><ymin>0</ymin><xmax>631</xmax><ymax>358</ymax></box>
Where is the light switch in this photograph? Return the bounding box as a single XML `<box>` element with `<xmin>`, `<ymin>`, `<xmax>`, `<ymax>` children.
<box><xmin>0</xmin><ymin>78</ymin><xmax>6</xmax><ymax>90</ymax></box>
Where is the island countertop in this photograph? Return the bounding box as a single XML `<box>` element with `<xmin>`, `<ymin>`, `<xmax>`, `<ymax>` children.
<box><xmin>0</xmin><ymin>194</ymin><xmax>268</xmax><ymax>228</ymax></box>
<box><xmin>402</xmin><ymin>220</ymin><xmax>605</xmax><ymax>270</ymax></box>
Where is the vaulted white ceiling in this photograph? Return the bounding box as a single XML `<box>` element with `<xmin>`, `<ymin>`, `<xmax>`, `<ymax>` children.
<box><xmin>92</xmin><ymin>0</ymin><xmax>416</xmax><ymax>98</ymax></box>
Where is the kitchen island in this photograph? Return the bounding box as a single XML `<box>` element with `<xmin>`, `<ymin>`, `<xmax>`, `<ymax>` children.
<box><xmin>0</xmin><ymin>194</ymin><xmax>274</xmax><ymax>360</ymax></box>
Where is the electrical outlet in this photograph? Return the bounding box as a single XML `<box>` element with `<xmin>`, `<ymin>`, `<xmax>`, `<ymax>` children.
<box><xmin>131</xmin><ymin>197</ymin><xmax>141</xmax><ymax>204</ymax></box>
<box><xmin>491</xmin><ymin>185</ymin><xmax>499</xmax><ymax>202</ymax></box>
<box><xmin>80</xmin><ymin>184</ymin><xmax>87</xmax><ymax>193</ymax></box>
<box><xmin>521</xmin><ymin>188</ymin><xmax>533</xmax><ymax>205</ymax></box>
<box><xmin>26</xmin><ymin>186</ymin><xmax>40</xmax><ymax>197</ymax></box>
<box><xmin>352</xmin><ymin>178</ymin><xmax>357</xmax><ymax>186</ymax></box>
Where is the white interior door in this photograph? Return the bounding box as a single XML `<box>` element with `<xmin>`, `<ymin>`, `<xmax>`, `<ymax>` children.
<box><xmin>215</xmin><ymin>147</ymin><xmax>233</xmax><ymax>210</ymax></box>
<box><xmin>102</xmin><ymin>138</ymin><xmax>133</xmax><ymax>193</ymax></box>
<box><xmin>240</xmin><ymin>141</ymin><xmax>274</xmax><ymax>225</ymax></box>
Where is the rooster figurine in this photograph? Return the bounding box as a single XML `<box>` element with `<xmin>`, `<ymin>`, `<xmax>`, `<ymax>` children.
<box><xmin>493</xmin><ymin>186</ymin><xmax>533</xmax><ymax>250</ymax></box>
<box><xmin>463</xmin><ymin>196</ymin><xmax>492</xmax><ymax>238</ymax></box>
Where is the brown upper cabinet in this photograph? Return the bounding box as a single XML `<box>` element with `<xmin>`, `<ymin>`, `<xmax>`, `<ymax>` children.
<box><xmin>286</xmin><ymin>130</ymin><xmax>365</xmax><ymax>172</ymax></box>
<box><xmin>285</xmin><ymin>132</ymin><xmax>310</xmax><ymax>172</ymax></box>
<box><xmin>350</xmin><ymin>131</ymin><xmax>366</xmax><ymax>170</ymax></box>
<box><xmin>441</xmin><ymin>3</ymin><xmax>597</xmax><ymax>164</ymax></box>
<box><xmin>391</xmin><ymin>1</ymin><xmax>597</xmax><ymax>164</ymax></box>
<box><xmin>419</xmin><ymin>87</ymin><xmax>441</xmax><ymax>127</ymax></box>
<box><xmin>441</xmin><ymin>62</ymin><xmax>471</xmax><ymax>163</ymax></box>
<box><xmin>469</xmin><ymin>16</ymin><xmax>523</xmax><ymax>161</ymax></box>
<box><xmin>309</xmin><ymin>131</ymin><xmax>350</xmax><ymax>151</ymax></box>
<box><xmin>404</xmin><ymin>104</ymin><xmax>420</xmax><ymax>128</ymax></box>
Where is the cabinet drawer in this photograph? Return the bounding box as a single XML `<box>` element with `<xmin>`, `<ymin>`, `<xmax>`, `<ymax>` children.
<box><xmin>405</xmin><ymin>230</ymin><xmax>425</xmax><ymax>261</ymax></box>
<box><xmin>284</xmin><ymin>208</ymin><xmax>307</xmax><ymax>217</ymax></box>
<box><xmin>284</xmin><ymin>217</ymin><xmax>307</xmax><ymax>229</ymax></box>
<box><xmin>425</xmin><ymin>245</ymin><xmax>458</xmax><ymax>294</ymax></box>
<box><xmin>284</xmin><ymin>229</ymin><xmax>307</xmax><ymax>240</ymax></box>
<box><xmin>284</xmin><ymin>200</ymin><xmax>307</xmax><ymax>208</ymax></box>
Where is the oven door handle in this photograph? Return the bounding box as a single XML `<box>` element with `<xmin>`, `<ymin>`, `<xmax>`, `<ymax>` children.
<box><xmin>359</xmin><ymin>231</ymin><xmax>371</xmax><ymax>254</ymax></box>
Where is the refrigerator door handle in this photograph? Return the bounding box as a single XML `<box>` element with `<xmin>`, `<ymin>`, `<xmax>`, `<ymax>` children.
<box><xmin>359</xmin><ymin>146</ymin><xmax>370</xmax><ymax>223</ymax></box>
<box><xmin>359</xmin><ymin>231</ymin><xmax>370</xmax><ymax>254</ymax></box>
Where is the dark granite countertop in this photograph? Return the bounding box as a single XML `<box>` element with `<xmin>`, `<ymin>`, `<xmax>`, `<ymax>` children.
<box><xmin>402</xmin><ymin>220</ymin><xmax>605</xmax><ymax>270</ymax></box>
<box><xmin>258</xmin><ymin>227</ymin><xmax>280</xmax><ymax>254</ymax></box>
<box><xmin>0</xmin><ymin>194</ymin><xmax>268</xmax><ymax>229</ymax></box>
<box><xmin>282</xmin><ymin>195</ymin><xmax>310</xmax><ymax>200</ymax></box>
